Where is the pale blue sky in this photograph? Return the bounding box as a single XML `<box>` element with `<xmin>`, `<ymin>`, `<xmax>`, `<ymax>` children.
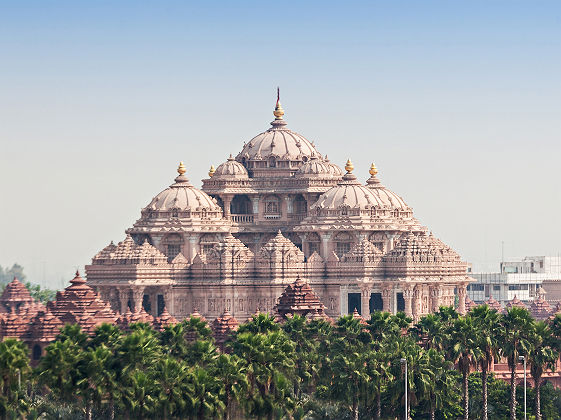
<box><xmin>1</xmin><ymin>1</ymin><xmax>560</xmax><ymax>288</ymax></box>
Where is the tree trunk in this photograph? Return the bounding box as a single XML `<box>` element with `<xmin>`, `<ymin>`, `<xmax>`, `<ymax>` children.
<box><xmin>109</xmin><ymin>398</ymin><xmax>115</xmax><ymax>420</ymax></box>
<box><xmin>510</xmin><ymin>365</ymin><xmax>517</xmax><ymax>420</ymax></box>
<box><xmin>352</xmin><ymin>399</ymin><xmax>359</xmax><ymax>420</ymax></box>
<box><xmin>224</xmin><ymin>393</ymin><xmax>231</xmax><ymax>420</ymax></box>
<box><xmin>463</xmin><ymin>369</ymin><xmax>469</xmax><ymax>420</ymax></box>
<box><xmin>482</xmin><ymin>366</ymin><xmax>488</xmax><ymax>420</ymax></box>
<box><xmin>376</xmin><ymin>388</ymin><xmax>381</xmax><ymax>420</ymax></box>
<box><xmin>535</xmin><ymin>376</ymin><xmax>542</xmax><ymax>420</ymax></box>
<box><xmin>86</xmin><ymin>401</ymin><xmax>92</xmax><ymax>420</ymax></box>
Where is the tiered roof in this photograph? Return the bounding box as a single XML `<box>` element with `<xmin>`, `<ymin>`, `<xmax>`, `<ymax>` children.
<box><xmin>464</xmin><ymin>295</ymin><xmax>477</xmax><ymax>312</ymax></box>
<box><xmin>0</xmin><ymin>278</ymin><xmax>38</xmax><ymax>313</ymax></box>
<box><xmin>92</xmin><ymin>235</ymin><xmax>168</xmax><ymax>265</ymax></box>
<box><xmin>530</xmin><ymin>288</ymin><xmax>552</xmax><ymax>320</ymax></box>
<box><xmin>504</xmin><ymin>295</ymin><xmax>527</xmax><ymax>311</ymax></box>
<box><xmin>273</xmin><ymin>277</ymin><xmax>329</xmax><ymax>321</ymax></box>
<box><xmin>485</xmin><ymin>296</ymin><xmax>502</xmax><ymax>311</ymax></box>
<box><xmin>153</xmin><ymin>307</ymin><xmax>178</xmax><ymax>332</ymax></box>
<box><xmin>46</xmin><ymin>271</ymin><xmax>118</xmax><ymax>333</ymax></box>
<box><xmin>212</xmin><ymin>309</ymin><xmax>239</xmax><ymax>349</ymax></box>
<box><xmin>351</xmin><ymin>308</ymin><xmax>368</xmax><ymax>326</ymax></box>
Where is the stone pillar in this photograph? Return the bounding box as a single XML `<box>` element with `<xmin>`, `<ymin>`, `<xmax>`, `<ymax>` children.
<box><xmin>118</xmin><ymin>288</ymin><xmax>129</xmax><ymax>313</ymax></box>
<box><xmin>132</xmin><ymin>286</ymin><xmax>145</xmax><ymax>313</ymax></box>
<box><xmin>412</xmin><ymin>285</ymin><xmax>422</xmax><ymax>320</ymax></box>
<box><xmin>382</xmin><ymin>285</ymin><xmax>393</xmax><ymax>313</ymax></box>
<box><xmin>163</xmin><ymin>287</ymin><xmax>173</xmax><ymax>314</ymax></box>
<box><xmin>320</xmin><ymin>232</ymin><xmax>332</xmax><ymax>259</ymax></box>
<box><xmin>457</xmin><ymin>284</ymin><xmax>467</xmax><ymax>315</ymax></box>
<box><xmin>251</xmin><ymin>196</ymin><xmax>259</xmax><ymax>214</ymax></box>
<box><xmin>430</xmin><ymin>285</ymin><xmax>441</xmax><ymax>312</ymax></box>
<box><xmin>187</xmin><ymin>236</ymin><xmax>198</xmax><ymax>262</ymax></box>
<box><xmin>361</xmin><ymin>286</ymin><xmax>371</xmax><ymax>319</ymax></box>
<box><xmin>402</xmin><ymin>284</ymin><xmax>414</xmax><ymax>318</ymax></box>
<box><xmin>150</xmin><ymin>293</ymin><xmax>158</xmax><ymax>316</ymax></box>
<box><xmin>222</xmin><ymin>195</ymin><xmax>232</xmax><ymax>218</ymax></box>
<box><xmin>284</xmin><ymin>195</ymin><xmax>293</xmax><ymax>214</ymax></box>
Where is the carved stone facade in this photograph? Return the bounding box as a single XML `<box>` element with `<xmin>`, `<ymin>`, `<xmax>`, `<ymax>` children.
<box><xmin>86</xmin><ymin>98</ymin><xmax>473</xmax><ymax>322</ymax></box>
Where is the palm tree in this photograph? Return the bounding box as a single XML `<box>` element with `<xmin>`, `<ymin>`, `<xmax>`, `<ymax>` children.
<box><xmin>470</xmin><ymin>304</ymin><xmax>501</xmax><ymax>420</ymax></box>
<box><xmin>368</xmin><ymin>311</ymin><xmax>402</xmax><ymax>343</ymax></box>
<box><xmin>366</xmin><ymin>344</ymin><xmax>393</xmax><ymax>420</ymax></box>
<box><xmin>153</xmin><ymin>356</ymin><xmax>189</xmax><ymax>420</ymax></box>
<box><xmin>448</xmin><ymin>315</ymin><xmax>479</xmax><ymax>420</ymax></box>
<box><xmin>232</xmin><ymin>330</ymin><xmax>295</xmax><ymax>420</ymax></box>
<box><xmin>410</xmin><ymin>313</ymin><xmax>447</xmax><ymax>351</ymax></box>
<box><xmin>186</xmin><ymin>366</ymin><xmax>225</xmax><ymax>420</ymax></box>
<box><xmin>422</xmin><ymin>348</ymin><xmax>455</xmax><ymax>420</ymax></box>
<box><xmin>89</xmin><ymin>323</ymin><xmax>122</xmax><ymax>349</ymax></box>
<box><xmin>0</xmin><ymin>339</ymin><xmax>30</xmax><ymax>416</ymax></box>
<box><xmin>527</xmin><ymin>321</ymin><xmax>559</xmax><ymax>420</ymax></box>
<box><xmin>237</xmin><ymin>312</ymin><xmax>280</xmax><ymax>334</ymax></box>
<box><xmin>212</xmin><ymin>353</ymin><xmax>248</xmax><ymax>420</ymax></box>
<box><xmin>121</xmin><ymin>369</ymin><xmax>157</xmax><ymax>420</ymax></box>
<box><xmin>159</xmin><ymin>322</ymin><xmax>189</xmax><ymax>358</ymax></box>
<box><xmin>78</xmin><ymin>345</ymin><xmax>119</xmax><ymax>420</ymax></box>
<box><xmin>500</xmin><ymin>306</ymin><xmax>534</xmax><ymax>420</ymax></box>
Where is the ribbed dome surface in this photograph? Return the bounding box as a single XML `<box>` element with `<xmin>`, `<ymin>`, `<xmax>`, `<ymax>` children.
<box><xmin>366</xmin><ymin>175</ymin><xmax>410</xmax><ymax>210</ymax></box>
<box><xmin>237</xmin><ymin>118</ymin><xmax>319</xmax><ymax>162</ymax></box>
<box><xmin>213</xmin><ymin>156</ymin><xmax>249</xmax><ymax>179</ymax></box>
<box><xmin>311</xmin><ymin>173</ymin><xmax>385</xmax><ymax>210</ymax></box>
<box><xmin>146</xmin><ymin>174</ymin><xmax>221</xmax><ymax>212</ymax></box>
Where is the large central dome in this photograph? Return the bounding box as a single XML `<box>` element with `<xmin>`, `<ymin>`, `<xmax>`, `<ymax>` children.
<box><xmin>235</xmin><ymin>99</ymin><xmax>321</xmax><ymax>176</ymax></box>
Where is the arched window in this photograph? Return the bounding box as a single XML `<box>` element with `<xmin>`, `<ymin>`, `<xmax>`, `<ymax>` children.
<box><xmin>334</xmin><ymin>232</ymin><xmax>354</xmax><ymax>258</ymax></box>
<box><xmin>268</xmin><ymin>156</ymin><xmax>276</xmax><ymax>168</ymax></box>
<box><xmin>33</xmin><ymin>344</ymin><xmax>42</xmax><ymax>360</ymax></box>
<box><xmin>293</xmin><ymin>195</ymin><xmax>307</xmax><ymax>215</ymax></box>
<box><xmin>230</xmin><ymin>195</ymin><xmax>252</xmax><ymax>215</ymax></box>
<box><xmin>171</xmin><ymin>208</ymin><xmax>179</xmax><ymax>218</ymax></box>
<box><xmin>341</xmin><ymin>205</ymin><xmax>350</xmax><ymax>216</ymax></box>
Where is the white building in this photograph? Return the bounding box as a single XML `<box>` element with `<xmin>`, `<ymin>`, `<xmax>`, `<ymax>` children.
<box><xmin>469</xmin><ymin>256</ymin><xmax>561</xmax><ymax>305</ymax></box>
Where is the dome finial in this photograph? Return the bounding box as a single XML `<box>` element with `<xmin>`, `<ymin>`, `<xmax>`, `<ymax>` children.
<box><xmin>208</xmin><ymin>165</ymin><xmax>216</xmax><ymax>177</ymax></box>
<box><xmin>177</xmin><ymin>161</ymin><xmax>187</xmax><ymax>175</ymax></box>
<box><xmin>369</xmin><ymin>162</ymin><xmax>378</xmax><ymax>176</ymax></box>
<box><xmin>345</xmin><ymin>158</ymin><xmax>354</xmax><ymax>173</ymax></box>
<box><xmin>273</xmin><ymin>87</ymin><xmax>284</xmax><ymax>120</ymax></box>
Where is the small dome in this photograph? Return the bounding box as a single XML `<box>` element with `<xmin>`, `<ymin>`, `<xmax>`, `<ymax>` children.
<box><xmin>311</xmin><ymin>163</ymin><xmax>385</xmax><ymax>211</ymax></box>
<box><xmin>213</xmin><ymin>155</ymin><xmax>249</xmax><ymax>180</ymax></box>
<box><xmin>365</xmin><ymin>167</ymin><xmax>410</xmax><ymax>210</ymax></box>
<box><xmin>324</xmin><ymin>156</ymin><xmax>344</xmax><ymax>177</ymax></box>
<box><xmin>295</xmin><ymin>155</ymin><xmax>332</xmax><ymax>178</ymax></box>
<box><xmin>144</xmin><ymin>164</ymin><xmax>222</xmax><ymax>214</ymax></box>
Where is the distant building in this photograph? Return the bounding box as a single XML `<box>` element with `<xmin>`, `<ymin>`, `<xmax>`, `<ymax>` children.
<box><xmin>468</xmin><ymin>256</ymin><xmax>561</xmax><ymax>305</ymax></box>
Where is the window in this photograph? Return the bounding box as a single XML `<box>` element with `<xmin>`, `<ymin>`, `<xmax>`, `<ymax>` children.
<box><xmin>268</xmin><ymin>157</ymin><xmax>276</xmax><ymax>168</ymax></box>
<box><xmin>508</xmin><ymin>284</ymin><xmax>529</xmax><ymax>291</ymax></box>
<box><xmin>167</xmin><ymin>244</ymin><xmax>180</xmax><ymax>260</ymax></box>
<box><xmin>470</xmin><ymin>284</ymin><xmax>484</xmax><ymax>291</ymax></box>
<box><xmin>230</xmin><ymin>195</ymin><xmax>252</xmax><ymax>214</ymax></box>
<box><xmin>308</xmin><ymin>241</ymin><xmax>320</xmax><ymax>256</ymax></box>
<box><xmin>493</xmin><ymin>285</ymin><xmax>500</xmax><ymax>291</ymax></box>
<box><xmin>336</xmin><ymin>242</ymin><xmax>351</xmax><ymax>258</ymax></box>
<box><xmin>264</xmin><ymin>196</ymin><xmax>280</xmax><ymax>215</ymax></box>
<box><xmin>171</xmin><ymin>209</ymin><xmax>179</xmax><ymax>218</ymax></box>
<box><xmin>348</xmin><ymin>293</ymin><xmax>361</xmax><ymax>315</ymax></box>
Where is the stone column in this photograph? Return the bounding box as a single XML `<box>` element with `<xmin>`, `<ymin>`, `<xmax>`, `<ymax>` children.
<box><xmin>402</xmin><ymin>284</ymin><xmax>414</xmax><ymax>318</ymax></box>
<box><xmin>163</xmin><ymin>287</ymin><xmax>173</xmax><ymax>314</ymax></box>
<box><xmin>284</xmin><ymin>195</ymin><xmax>293</xmax><ymax>214</ymax></box>
<box><xmin>150</xmin><ymin>292</ymin><xmax>158</xmax><ymax>316</ymax></box>
<box><xmin>412</xmin><ymin>285</ymin><xmax>422</xmax><ymax>320</ymax></box>
<box><xmin>118</xmin><ymin>288</ymin><xmax>129</xmax><ymax>313</ymax></box>
<box><xmin>361</xmin><ymin>286</ymin><xmax>371</xmax><ymax>319</ymax></box>
<box><xmin>132</xmin><ymin>286</ymin><xmax>145</xmax><ymax>313</ymax></box>
<box><xmin>430</xmin><ymin>285</ymin><xmax>441</xmax><ymax>312</ymax></box>
<box><xmin>320</xmin><ymin>232</ymin><xmax>332</xmax><ymax>259</ymax></box>
<box><xmin>457</xmin><ymin>283</ymin><xmax>467</xmax><ymax>315</ymax></box>
<box><xmin>187</xmin><ymin>236</ymin><xmax>198</xmax><ymax>262</ymax></box>
<box><xmin>222</xmin><ymin>195</ymin><xmax>232</xmax><ymax>218</ymax></box>
<box><xmin>382</xmin><ymin>285</ymin><xmax>393</xmax><ymax>313</ymax></box>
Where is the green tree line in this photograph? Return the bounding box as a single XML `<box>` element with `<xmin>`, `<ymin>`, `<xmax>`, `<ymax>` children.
<box><xmin>1</xmin><ymin>306</ymin><xmax>561</xmax><ymax>419</ymax></box>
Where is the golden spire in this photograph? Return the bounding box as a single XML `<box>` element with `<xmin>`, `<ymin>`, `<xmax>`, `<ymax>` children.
<box><xmin>177</xmin><ymin>161</ymin><xmax>186</xmax><ymax>175</ymax></box>
<box><xmin>208</xmin><ymin>165</ymin><xmax>216</xmax><ymax>177</ymax></box>
<box><xmin>273</xmin><ymin>86</ymin><xmax>284</xmax><ymax>119</ymax></box>
<box><xmin>345</xmin><ymin>158</ymin><xmax>354</xmax><ymax>173</ymax></box>
<box><xmin>369</xmin><ymin>162</ymin><xmax>378</xmax><ymax>176</ymax></box>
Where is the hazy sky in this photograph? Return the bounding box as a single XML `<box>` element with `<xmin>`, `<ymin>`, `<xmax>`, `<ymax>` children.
<box><xmin>1</xmin><ymin>1</ymin><xmax>560</xmax><ymax>289</ymax></box>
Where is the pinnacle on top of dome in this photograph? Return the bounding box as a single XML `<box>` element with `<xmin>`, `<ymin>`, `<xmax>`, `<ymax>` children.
<box><xmin>208</xmin><ymin>165</ymin><xmax>215</xmax><ymax>177</ymax></box>
<box><xmin>273</xmin><ymin>87</ymin><xmax>284</xmax><ymax>120</ymax></box>
<box><xmin>70</xmin><ymin>270</ymin><xmax>86</xmax><ymax>286</ymax></box>
<box><xmin>174</xmin><ymin>161</ymin><xmax>192</xmax><ymax>185</ymax></box>
<box><xmin>345</xmin><ymin>159</ymin><xmax>354</xmax><ymax>173</ymax></box>
<box><xmin>369</xmin><ymin>162</ymin><xmax>378</xmax><ymax>176</ymax></box>
<box><xmin>177</xmin><ymin>161</ymin><xmax>186</xmax><ymax>175</ymax></box>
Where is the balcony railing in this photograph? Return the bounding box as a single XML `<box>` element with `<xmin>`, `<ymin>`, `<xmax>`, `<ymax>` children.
<box><xmin>231</xmin><ymin>214</ymin><xmax>254</xmax><ymax>223</ymax></box>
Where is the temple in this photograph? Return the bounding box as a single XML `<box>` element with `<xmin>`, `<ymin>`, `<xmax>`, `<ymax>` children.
<box><xmin>85</xmin><ymin>95</ymin><xmax>474</xmax><ymax>322</ymax></box>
